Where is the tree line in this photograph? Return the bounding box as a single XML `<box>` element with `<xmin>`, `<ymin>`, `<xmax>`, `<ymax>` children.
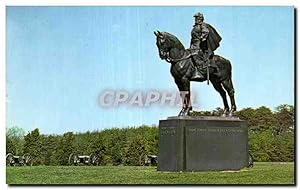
<box><xmin>6</xmin><ymin>104</ymin><xmax>294</xmax><ymax>165</ymax></box>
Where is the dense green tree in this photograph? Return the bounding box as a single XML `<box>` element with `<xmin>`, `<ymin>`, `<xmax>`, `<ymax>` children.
<box><xmin>236</xmin><ymin>106</ymin><xmax>275</xmax><ymax>132</ymax></box>
<box><xmin>123</xmin><ymin>135</ymin><xmax>147</xmax><ymax>166</ymax></box>
<box><xmin>56</xmin><ymin>132</ymin><xmax>75</xmax><ymax>165</ymax></box>
<box><xmin>40</xmin><ymin>135</ymin><xmax>60</xmax><ymax>165</ymax></box>
<box><xmin>90</xmin><ymin>133</ymin><xmax>107</xmax><ymax>165</ymax></box>
<box><xmin>254</xmin><ymin>106</ymin><xmax>276</xmax><ymax>131</ymax></box>
<box><xmin>73</xmin><ymin>132</ymin><xmax>93</xmax><ymax>155</ymax></box>
<box><xmin>274</xmin><ymin>104</ymin><xmax>294</xmax><ymax>134</ymax></box>
<box><xmin>235</xmin><ymin>108</ymin><xmax>256</xmax><ymax>126</ymax></box>
<box><xmin>6</xmin><ymin>138</ymin><xmax>16</xmax><ymax>155</ymax></box>
<box><xmin>6</xmin><ymin>126</ymin><xmax>25</xmax><ymax>155</ymax></box>
<box><xmin>6</xmin><ymin>126</ymin><xmax>25</xmax><ymax>138</ymax></box>
<box><xmin>5</xmin><ymin>104</ymin><xmax>295</xmax><ymax>165</ymax></box>
<box><xmin>23</xmin><ymin>128</ymin><xmax>42</xmax><ymax>165</ymax></box>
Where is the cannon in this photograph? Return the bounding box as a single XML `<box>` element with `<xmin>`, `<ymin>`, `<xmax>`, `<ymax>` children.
<box><xmin>139</xmin><ymin>154</ymin><xmax>158</xmax><ymax>166</ymax></box>
<box><xmin>68</xmin><ymin>153</ymin><xmax>99</xmax><ymax>166</ymax></box>
<box><xmin>6</xmin><ymin>153</ymin><xmax>33</xmax><ymax>166</ymax></box>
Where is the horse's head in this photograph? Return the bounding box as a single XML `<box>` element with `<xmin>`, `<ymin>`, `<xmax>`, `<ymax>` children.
<box><xmin>154</xmin><ymin>31</ymin><xmax>171</xmax><ymax>60</ymax></box>
<box><xmin>154</xmin><ymin>30</ymin><xmax>184</xmax><ymax>61</ymax></box>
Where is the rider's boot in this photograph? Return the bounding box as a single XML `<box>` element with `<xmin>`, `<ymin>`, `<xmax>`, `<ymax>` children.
<box><xmin>191</xmin><ymin>56</ymin><xmax>205</xmax><ymax>80</ymax></box>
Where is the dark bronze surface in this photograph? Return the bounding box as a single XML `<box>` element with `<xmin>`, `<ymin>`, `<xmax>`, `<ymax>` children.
<box><xmin>157</xmin><ymin>116</ymin><xmax>249</xmax><ymax>171</ymax></box>
<box><xmin>155</xmin><ymin>13</ymin><xmax>236</xmax><ymax>117</ymax></box>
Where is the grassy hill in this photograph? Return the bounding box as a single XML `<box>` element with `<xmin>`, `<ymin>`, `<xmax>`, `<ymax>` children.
<box><xmin>6</xmin><ymin>162</ymin><xmax>294</xmax><ymax>185</ymax></box>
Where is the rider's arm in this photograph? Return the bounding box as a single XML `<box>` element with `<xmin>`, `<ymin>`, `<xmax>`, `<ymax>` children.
<box><xmin>200</xmin><ymin>24</ymin><xmax>209</xmax><ymax>41</ymax></box>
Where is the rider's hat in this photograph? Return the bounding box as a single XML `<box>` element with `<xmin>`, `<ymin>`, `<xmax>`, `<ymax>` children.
<box><xmin>193</xmin><ymin>12</ymin><xmax>204</xmax><ymax>19</ymax></box>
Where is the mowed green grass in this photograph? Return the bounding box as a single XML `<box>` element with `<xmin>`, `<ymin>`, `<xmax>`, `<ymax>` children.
<box><xmin>6</xmin><ymin>162</ymin><xmax>294</xmax><ymax>185</ymax></box>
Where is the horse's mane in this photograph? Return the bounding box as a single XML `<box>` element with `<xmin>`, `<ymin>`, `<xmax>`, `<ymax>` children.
<box><xmin>163</xmin><ymin>32</ymin><xmax>185</xmax><ymax>50</ymax></box>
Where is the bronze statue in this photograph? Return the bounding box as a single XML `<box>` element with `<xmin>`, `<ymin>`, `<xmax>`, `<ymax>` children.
<box><xmin>154</xmin><ymin>13</ymin><xmax>236</xmax><ymax>116</ymax></box>
<box><xmin>189</xmin><ymin>12</ymin><xmax>222</xmax><ymax>81</ymax></box>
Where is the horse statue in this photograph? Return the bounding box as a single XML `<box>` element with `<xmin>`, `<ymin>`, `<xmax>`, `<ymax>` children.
<box><xmin>154</xmin><ymin>30</ymin><xmax>236</xmax><ymax>116</ymax></box>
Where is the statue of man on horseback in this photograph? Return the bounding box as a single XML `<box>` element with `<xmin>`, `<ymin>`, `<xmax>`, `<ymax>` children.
<box><xmin>189</xmin><ymin>12</ymin><xmax>222</xmax><ymax>80</ymax></box>
<box><xmin>154</xmin><ymin>12</ymin><xmax>236</xmax><ymax>116</ymax></box>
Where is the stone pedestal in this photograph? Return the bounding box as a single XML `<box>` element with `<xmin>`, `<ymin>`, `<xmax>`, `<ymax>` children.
<box><xmin>157</xmin><ymin>116</ymin><xmax>248</xmax><ymax>171</ymax></box>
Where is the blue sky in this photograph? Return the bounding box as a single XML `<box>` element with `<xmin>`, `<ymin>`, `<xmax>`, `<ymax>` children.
<box><xmin>6</xmin><ymin>6</ymin><xmax>294</xmax><ymax>134</ymax></box>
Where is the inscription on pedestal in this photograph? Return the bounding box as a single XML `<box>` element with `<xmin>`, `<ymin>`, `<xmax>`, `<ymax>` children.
<box><xmin>157</xmin><ymin>120</ymin><xmax>185</xmax><ymax>171</ymax></box>
<box><xmin>188</xmin><ymin>128</ymin><xmax>245</xmax><ymax>133</ymax></box>
<box><xmin>160</xmin><ymin>127</ymin><xmax>176</xmax><ymax>136</ymax></box>
<box><xmin>157</xmin><ymin>117</ymin><xmax>248</xmax><ymax>171</ymax></box>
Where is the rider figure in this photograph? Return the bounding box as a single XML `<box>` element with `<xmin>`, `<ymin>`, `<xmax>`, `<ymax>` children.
<box><xmin>190</xmin><ymin>12</ymin><xmax>222</xmax><ymax>80</ymax></box>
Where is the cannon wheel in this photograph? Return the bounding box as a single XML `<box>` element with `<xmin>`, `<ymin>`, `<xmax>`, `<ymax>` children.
<box><xmin>145</xmin><ymin>155</ymin><xmax>152</xmax><ymax>166</ymax></box>
<box><xmin>68</xmin><ymin>153</ymin><xmax>79</xmax><ymax>166</ymax></box>
<box><xmin>150</xmin><ymin>157</ymin><xmax>158</xmax><ymax>166</ymax></box>
<box><xmin>89</xmin><ymin>153</ymin><xmax>99</xmax><ymax>166</ymax></box>
<box><xmin>6</xmin><ymin>153</ymin><xmax>14</xmax><ymax>166</ymax></box>
<box><xmin>23</xmin><ymin>153</ymin><xmax>32</xmax><ymax>166</ymax></box>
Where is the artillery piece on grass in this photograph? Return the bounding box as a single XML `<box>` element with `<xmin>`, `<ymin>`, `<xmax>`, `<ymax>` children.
<box><xmin>6</xmin><ymin>153</ymin><xmax>33</xmax><ymax>166</ymax></box>
<box><xmin>139</xmin><ymin>154</ymin><xmax>158</xmax><ymax>166</ymax></box>
<box><xmin>68</xmin><ymin>153</ymin><xmax>99</xmax><ymax>166</ymax></box>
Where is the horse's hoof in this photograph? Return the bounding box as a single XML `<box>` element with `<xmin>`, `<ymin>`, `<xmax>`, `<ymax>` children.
<box><xmin>183</xmin><ymin>112</ymin><xmax>189</xmax><ymax>116</ymax></box>
<box><xmin>178</xmin><ymin>110</ymin><xmax>184</xmax><ymax>117</ymax></box>
<box><xmin>222</xmin><ymin>111</ymin><xmax>230</xmax><ymax>117</ymax></box>
<box><xmin>229</xmin><ymin>109</ymin><xmax>236</xmax><ymax>117</ymax></box>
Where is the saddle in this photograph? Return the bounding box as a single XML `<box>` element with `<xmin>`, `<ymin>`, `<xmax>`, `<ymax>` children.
<box><xmin>189</xmin><ymin>49</ymin><xmax>218</xmax><ymax>74</ymax></box>
<box><xmin>166</xmin><ymin>49</ymin><xmax>218</xmax><ymax>75</ymax></box>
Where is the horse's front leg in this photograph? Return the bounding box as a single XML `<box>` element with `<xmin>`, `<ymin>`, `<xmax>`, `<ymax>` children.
<box><xmin>182</xmin><ymin>91</ymin><xmax>193</xmax><ymax>116</ymax></box>
<box><xmin>177</xmin><ymin>91</ymin><xmax>192</xmax><ymax>116</ymax></box>
<box><xmin>178</xmin><ymin>107</ymin><xmax>185</xmax><ymax>116</ymax></box>
<box><xmin>184</xmin><ymin>105</ymin><xmax>193</xmax><ymax>116</ymax></box>
<box><xmin>176</xmin><ymin>77</ymin><xmax>191</xmax><ymax>116</ymax></box>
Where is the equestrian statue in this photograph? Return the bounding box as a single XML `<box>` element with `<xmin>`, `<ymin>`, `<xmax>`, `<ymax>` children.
<box><xmin>154</xmin><ymin>12</ymin><xmax>236</xmax><ymax>116</ymax></box>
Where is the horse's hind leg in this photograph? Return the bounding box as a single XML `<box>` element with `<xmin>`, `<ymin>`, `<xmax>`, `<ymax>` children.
<box><xmin>221</xmin><ymin>78</ymin><xmax>236</xmax><ymax>115</ymax></box>
<box><xmin>210</xmin><ymin>79</ymin><xmax>230</xmax><ymax>115</ymax></box>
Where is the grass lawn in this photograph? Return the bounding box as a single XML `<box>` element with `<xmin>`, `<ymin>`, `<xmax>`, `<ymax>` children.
<box><xmin>6</xmin><ymin>162</ymin><xmax>294</xmax><ymax>185</ymax></box>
